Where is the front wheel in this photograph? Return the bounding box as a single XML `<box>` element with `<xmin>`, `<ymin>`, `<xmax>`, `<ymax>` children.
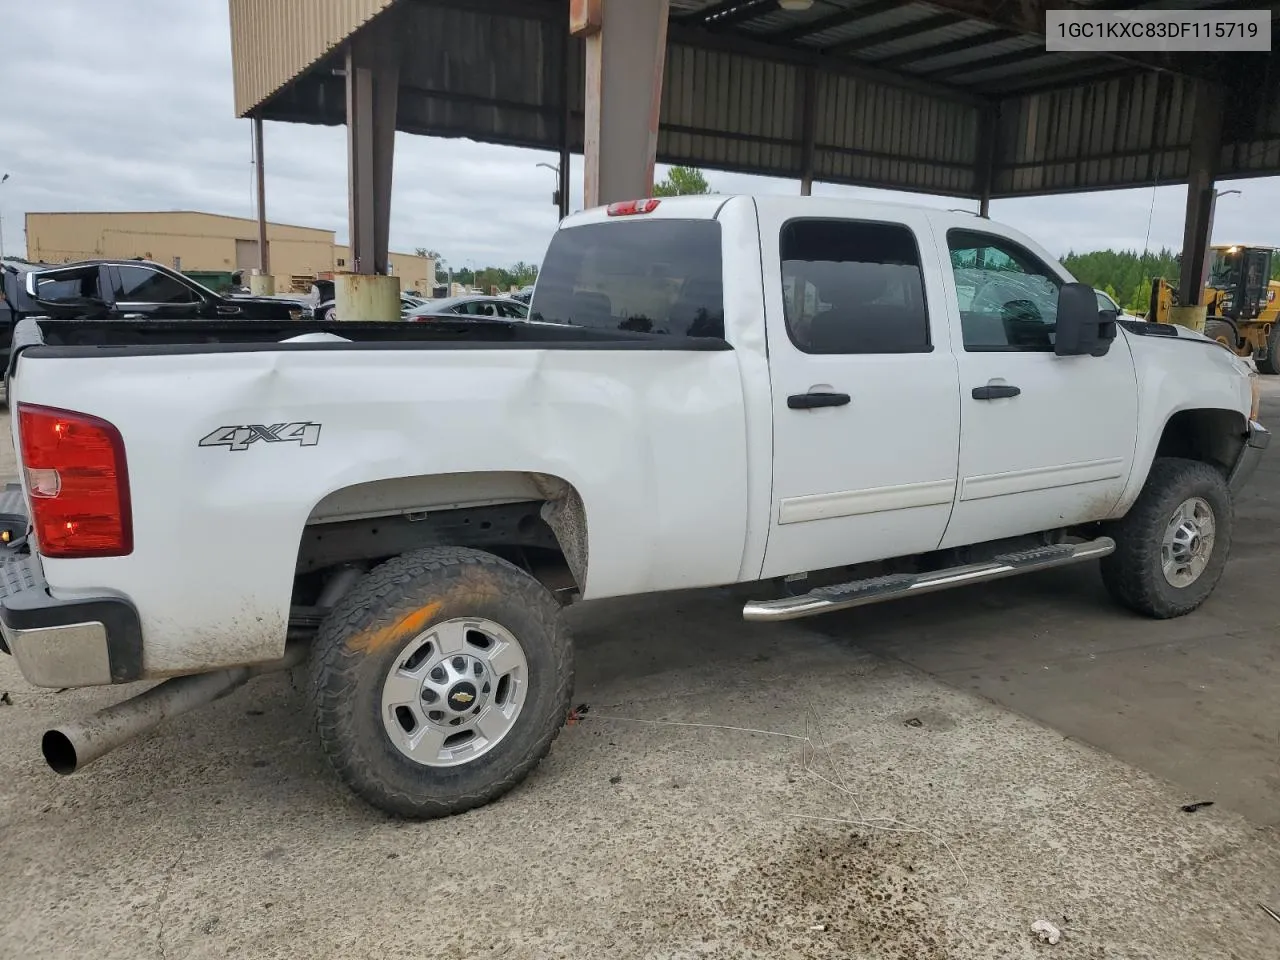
<box><xmin>1100</xmin><ymin>457</ymin><xmax>1232</xmax><ymax>618</ymax></box>
<box><xmin>310</xmin><ymin>547</ymin><xmax>574</xmax><ymax>818</ymax></box>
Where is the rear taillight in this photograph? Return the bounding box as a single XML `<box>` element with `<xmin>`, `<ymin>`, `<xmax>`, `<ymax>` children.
<box><xmin>17</xmin><ymin>403</ymin><xmax>132</xmax><ymax>558</ymax></box>
<box><xmin>607</xmin><ymin>199</ymin><xmax>661</xmax><ymax>216</ymax></box>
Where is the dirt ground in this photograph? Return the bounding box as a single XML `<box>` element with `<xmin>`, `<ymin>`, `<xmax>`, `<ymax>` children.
<box><xmin>1</xmin><ymin>385</ymin><xmax>1278</xmax><ymax>959</ymax></box>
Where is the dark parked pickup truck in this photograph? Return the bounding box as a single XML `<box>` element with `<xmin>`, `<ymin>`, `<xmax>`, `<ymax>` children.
<box><xmin>0</xmin><ymin>258</ymin><xmax>311</xmax><ymax>395</ymax></box>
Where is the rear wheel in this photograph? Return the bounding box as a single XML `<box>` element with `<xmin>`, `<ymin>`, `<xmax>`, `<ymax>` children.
<box><xmin>310</xmin><ymin>547</ymin><xmax>573</xmax><ymax>818</ymax></box>
<box><xmin>1257</xmin><ymin>322</ymin><xmax>1280</xmax><ymax>375</ymax></box>
<box><xmin>1204</xmin><ymin>318</ymin><xmax>1237</xmax><ymax>352</ymax></box>
<box><xmin>1101</xmin><ymin>457</ymin><xmax>1232</xmax><ymax>618</ymax></box>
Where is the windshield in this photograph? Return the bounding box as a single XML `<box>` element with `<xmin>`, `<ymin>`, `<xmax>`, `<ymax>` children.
<box><xmin>1208</xmin><ymin>248</ymin><xmax>1240</xmax><ymax>289</ymax></box>
<box><xmin>530</xmin><ymin>220</ymin><xmax>725</xmax><ymax>338</ymax></box>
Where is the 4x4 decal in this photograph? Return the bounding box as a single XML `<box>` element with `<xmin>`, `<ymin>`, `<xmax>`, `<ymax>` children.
<box><xmin>199</xmin><ymin>422</ymin><xmax>322</xmax><ymax>452</ymax></box>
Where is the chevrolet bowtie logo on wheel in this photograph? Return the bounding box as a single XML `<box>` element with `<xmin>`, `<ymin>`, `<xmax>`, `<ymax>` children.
<box><xmin>452</xmin><ymin>691</ymin><xmax>475</xmax><ymax>704</ymax></box>
<box><xmin>199</xmin><ymin>422</ymin><xmax>322</xmax><ymax>452</ymax></box>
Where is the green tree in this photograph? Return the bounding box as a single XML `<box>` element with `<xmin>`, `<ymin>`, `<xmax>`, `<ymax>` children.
<box><xmin>1129</xmin><ymin>276</ymin><xmax>1154</xmax><ymax>313</ymax></box>
<box><xmin>441</xmin><ymin>261</ymin><xmax>541</xmax><ymax>292</ymax></box>
<box><xmin>1061</xmin><ymin>247</ymin><xmax>1180</xmax><ymax>313</ymax></box>
<box><xmin>653</xmin><ymin>166</ymin><xmax>713</xmax><ymax>197</ymax></box>
<box><xmin>510</xmin><ymin>261</ymin><xmax>538</xmax><ymax>287</ymax></box>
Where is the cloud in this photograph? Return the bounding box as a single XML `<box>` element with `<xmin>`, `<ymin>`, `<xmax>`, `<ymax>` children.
<box><xmin>1</xmin><ymin>0</ymin><xmax>1276</xmax><ymax>269</ymax></box>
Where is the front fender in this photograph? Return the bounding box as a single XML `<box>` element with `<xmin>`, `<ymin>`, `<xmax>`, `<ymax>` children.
<box><xmin>1110</xmin><ymin>332</ymin><xmax>1254</xmax><ymax>517</ymax></box>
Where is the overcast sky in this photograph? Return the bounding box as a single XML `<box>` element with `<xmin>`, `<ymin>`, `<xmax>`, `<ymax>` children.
<box><xmin>1</xmin><ymin>0</ymin><xmax>1278</xmax><ymax>269</ymax></box>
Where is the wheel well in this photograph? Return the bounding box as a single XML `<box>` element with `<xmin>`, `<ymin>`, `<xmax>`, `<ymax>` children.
<box><xmin>1155</xmin><ymin>408</ymin><xmax>1247</xmax><ymax>475</ymax></box>
<box><xmin>292</xmin><ymin>471</ymin><xmax>588</xmax><ymax>604</ymax></box>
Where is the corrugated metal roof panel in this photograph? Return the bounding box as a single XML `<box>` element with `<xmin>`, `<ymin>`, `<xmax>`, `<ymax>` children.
<box><xmin>846</xmin><ymin>19</ymin><xmax>992</xmax><ymax>62</ymax></box>
<box><xmin>392</xmin><ymin>4</ymin><xmax>568</xmax><ymax>152</ymax></box>
<box><xmin>1223</xmin><ymin>68</ymin><xmax>1280</xmax><ymax>175</ymax></box>
<box><xmin>664</xmin><ymin>45</ymin><xmax>800</xmax><ymax>143</ymax></box>
<box><xmin>797</xmin><ymin>6</ymin><xmax>933</xmax><ymax>48</ymax></box>
<box><xmin>904</xmin><ymin>35</ymin><xmax>1037</xmax><ymax>73</ymax></box>
<box><xmin>661</xmin><ymin>44</ymin><xmax>803</xmax><ymax>175</ymax></box>
<box><xmin>811</xmin><ymin>70</ymin><xmax>980</xmax><ymax>193</ymax></box>
<box><xmin>238</xmin><ymin>0</ymin><xmax>1280</xmax><ymax>199</ymax></box>
<box><xmin>992</xmin><ymin>73</ymin><xmax>1203</xmax><ymax>194</ymax></box>
<box><xmin>229</xmin><ymin>0</ymin><xmax>397</xmax><ymax>117</ymax></box>
<box><xmin>669</xmin><ymin>0</ymin><xmax>716</xmax><ymax>13</ymax></box>
<box><xmin>724</xmin><ymin>0</ymin><xmax>864</xmax><ymax>36</ymax></box>
<box><xmin>954</xmin><ymin>52</ymin><xmax>1081</xmax><ymax>85</ymax></box>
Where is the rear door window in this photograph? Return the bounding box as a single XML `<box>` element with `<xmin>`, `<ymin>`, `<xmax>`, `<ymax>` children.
<box><xmin>531</xmin><ymin>220</ymin><xmax>724</xmax><ymax>338</ymax></box>
<box><xmin>780</xmin><ymin>220</ymin><xmax>931</xmax><ymax>354</ymax></box>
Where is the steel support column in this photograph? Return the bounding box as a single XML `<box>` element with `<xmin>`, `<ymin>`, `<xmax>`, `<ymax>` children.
<box><xmin>578</xmin><ymin>0</ymin><xmax>670</xmax><ymax>208</ymax></box>
<box><xmin>559</xmin><ymin>19</ymin><xmax>573</xmax><ymax>220</ymax></box>
<box><xmin>346</xmin><ymin>22</ymin><xmax>400</xmax><ymax>276</ymax></box>
<box><xmin>976</xmin><ymin>104</ymin><xmax>997</xmax><ymax>218</ymax></box>
<box><xmin>799</xmin><ymin>66</ymin><xmax>817</xmax><ymax>196</ymax></box>
<box><xmin>253</xmin><ymin>117</ymin><xmax>270</xmax><ymax>277</ymax></box>
<box><xmin>1178</xmin><ymin>82</ymin><xmax>1224</xmax><ymax>309</ymax></box>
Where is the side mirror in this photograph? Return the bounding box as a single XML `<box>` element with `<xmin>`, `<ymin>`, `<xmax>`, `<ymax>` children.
<box><xmin>1056</xmin><ymin>282</ymin><xmax>1116</xmax><ymax>357</ymax></box>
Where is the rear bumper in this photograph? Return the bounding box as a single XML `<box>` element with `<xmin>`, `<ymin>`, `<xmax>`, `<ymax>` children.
<box><xmin>1229</xmin><ymin>420</ymin><xmax>1270</xmax><ymax>494</ymax></box>
<box><xmin>0</xmin><ymin>486</ymin><xmax>143</xmax><ymax>687</ymax></box>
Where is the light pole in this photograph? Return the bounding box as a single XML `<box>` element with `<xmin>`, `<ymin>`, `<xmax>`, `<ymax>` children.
<box><xmin>1201</xmin><ymin>188</ymin><xmax>1241</xmax><ymax>294</ymax></box>
<box><xmin>1208</xmin><ymin>188</ymin><xmax>1241</xmax><ymax>245</ymax></box>
<box><xmin>536</xmin><ymin>162</ymin><xmax>567</xmax><ymax>219</ymax></box>
<box><xmin>0</xmin><ymin>174</ymin><xmax>9</xmax><ymax>263</ymax></box>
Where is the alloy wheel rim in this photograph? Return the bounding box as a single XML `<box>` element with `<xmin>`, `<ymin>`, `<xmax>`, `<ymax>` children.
<box><xmin>1161</xmin><ymin>496</ymin><xmax>1216</xmax><ymax>588</ymax></box>
<box><xmin>380</xmin><ymin>617</ymin><xmax>529</xmax><ymax>767</ymax></box>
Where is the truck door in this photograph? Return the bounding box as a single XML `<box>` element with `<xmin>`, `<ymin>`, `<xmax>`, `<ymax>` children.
<box><xmin>934</xmin><ymin>222</ymin><xmax>1138</xmax><ymax>548</ymax></box>
<box><xmin>108</xmin><ymin>263</ymin><xmax>207</xmax><ymax>320</ymax></box>
<box><xmin>758</xmin><ymin>209</ymin><xmax>962</xmax><ymax>579</ymax></box>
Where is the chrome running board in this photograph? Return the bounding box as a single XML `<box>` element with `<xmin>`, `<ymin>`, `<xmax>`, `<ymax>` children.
<box><xmin>742</xmin><ymin>537</ymin><xmax>1115</xmax><ymax>623</ymax></box>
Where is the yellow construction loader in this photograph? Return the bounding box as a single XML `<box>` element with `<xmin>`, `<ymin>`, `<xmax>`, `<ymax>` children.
<box><xmin>1148</xmin><ymin>244</ymin><xmax>1280</xmax><ymax>373</ymax></box>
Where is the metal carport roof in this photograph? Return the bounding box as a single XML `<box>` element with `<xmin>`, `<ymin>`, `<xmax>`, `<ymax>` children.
<box><xmin>230</xmin><ymin>0</ymin><xmax>1280</xmax><ymax>199</ymax></box>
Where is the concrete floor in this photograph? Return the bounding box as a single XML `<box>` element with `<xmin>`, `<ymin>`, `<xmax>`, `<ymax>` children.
<box><xmin>811</xmin><ymin>381</ymin><xmax>1280</xmax><ymax>827</ymax></box>
<box><xmin>1</xmin><ymin>386</ymin><xmax>1279</xmax><ymax>959</ymax></box>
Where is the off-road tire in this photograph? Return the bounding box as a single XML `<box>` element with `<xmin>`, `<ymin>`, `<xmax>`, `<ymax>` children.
<box><xmin>310</xmin><ymin>547</ymin><xmax>573</xmax><ymax>818</ymax></box>
<box><xmin>1203</xmin><ymin>318</ymin><xmax>1237</xmax><ymax>351</ymax></box>
<box><xmin>1258</xmin><ymin>322</ymin><xmax>1280</xmax><ymax>375</ymax></box>
<box><xmin>1100</xmin><ymin>457</ymin><xmax>1232</xmax><ymax>619</ymax></box>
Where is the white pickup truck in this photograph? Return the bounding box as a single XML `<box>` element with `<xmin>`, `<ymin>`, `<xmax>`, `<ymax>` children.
<box><xmin>0</xmin><ymin>195</ymin><xmax>1267</xmax><ymax>818</ymax></box>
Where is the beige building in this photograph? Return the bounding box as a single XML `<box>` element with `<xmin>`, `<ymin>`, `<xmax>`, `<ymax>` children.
<box><xmin>332</xmin><ymin>246</ymin><xmax>437</xmax><ymax>296</ymax></box>
<box><xmin>25</xmin><ymin>211</ymin><xmax>436</xmax><ymax>295</ymax></box>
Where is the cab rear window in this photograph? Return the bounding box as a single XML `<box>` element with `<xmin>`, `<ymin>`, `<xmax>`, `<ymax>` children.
<box><xmin>530</xmin><ymin>221</ymin><xmax>725</xmax><ymax>339</ymax></box>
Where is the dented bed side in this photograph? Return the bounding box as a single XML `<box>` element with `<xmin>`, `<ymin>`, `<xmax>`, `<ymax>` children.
<box><xmin>8</xmin><ymin>343</ymin><xmax>756</xmax><ymax>677</ymax></box>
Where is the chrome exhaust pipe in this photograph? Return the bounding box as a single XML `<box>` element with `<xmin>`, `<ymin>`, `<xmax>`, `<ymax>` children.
<box><xmin>41</xmin><ymin>641</ymin><xmax>308</xmax><ymax>776</ymax></box>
